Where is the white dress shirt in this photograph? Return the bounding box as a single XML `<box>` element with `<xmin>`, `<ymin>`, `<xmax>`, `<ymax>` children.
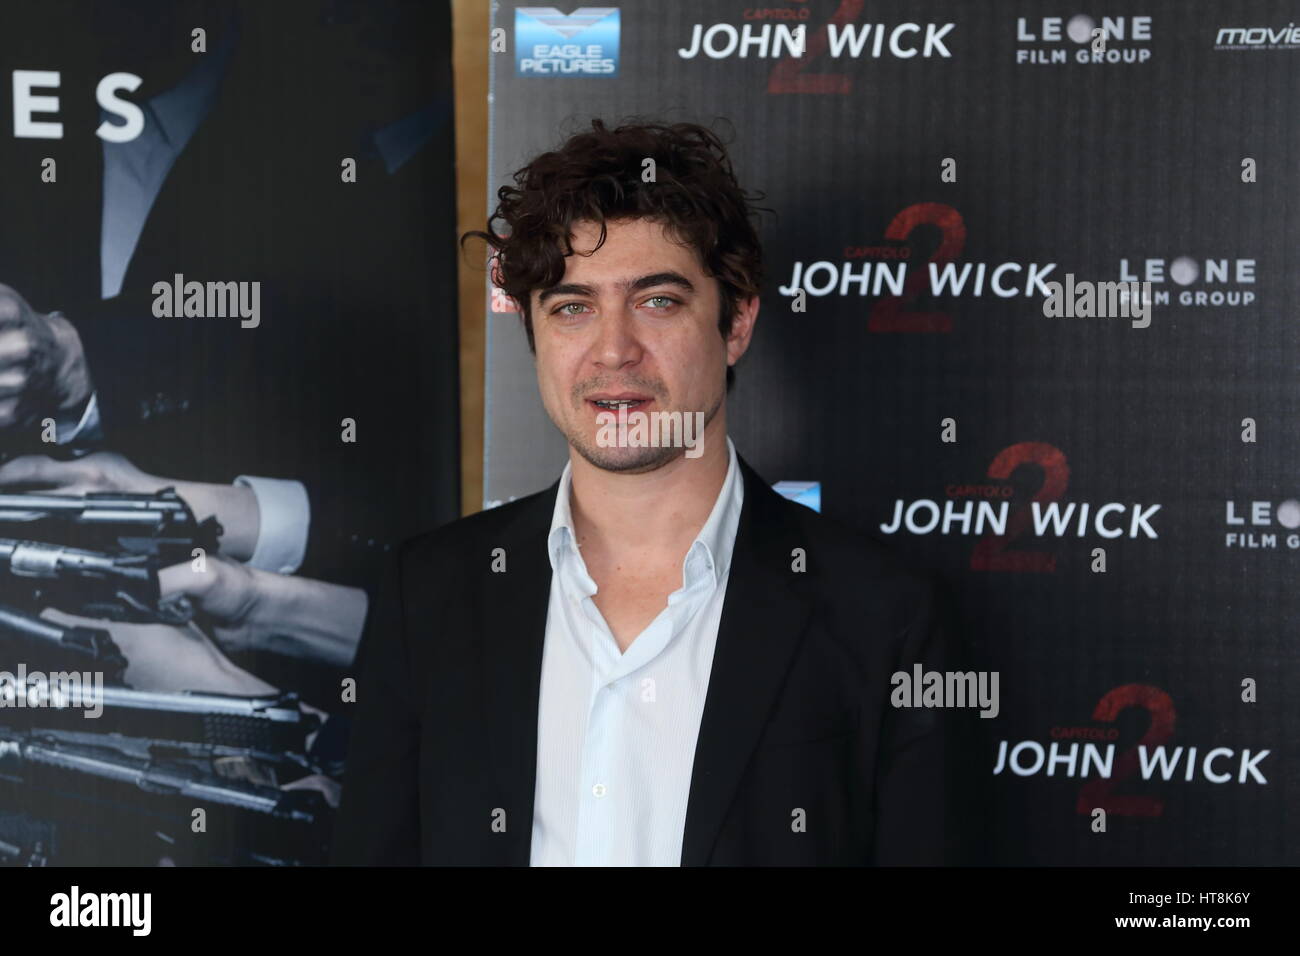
<box><xmin>530</xmin><ymin>437</ymin><xmax>744</xmax><ymax>866</ymax></box>
<box><xmin>232</xmin><ymin>475</ymin><xmax>310</xmax><ymax>574</ymax></box>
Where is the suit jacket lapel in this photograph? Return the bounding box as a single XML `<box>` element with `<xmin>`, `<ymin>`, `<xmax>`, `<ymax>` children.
<box><xmin>478</xmin><ymin>455</ymin><xmax>813</xmax><ymax>867</ymax></box>
<box><xmin>480</xmin><ymin>480</ymin><xmax>558</xmax><ymax>865</ymax></box>
<box><xmin>681</xmin><ymin>455</ymin><xmax>814</xmax><ymax>865</ymax></box>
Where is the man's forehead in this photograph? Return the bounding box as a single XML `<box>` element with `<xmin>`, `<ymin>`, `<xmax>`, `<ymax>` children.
<box><xmin>562</xmin><ymin>218</ymin><xmax>703</xmax><ymax>278</ymax></box>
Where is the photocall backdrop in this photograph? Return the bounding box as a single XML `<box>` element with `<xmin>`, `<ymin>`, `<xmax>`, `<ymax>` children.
<box><xmin>483</xmin><ymin>0</ymin><xmax>1299</xmax><ymax>864</ymax></box>
<box><xmin>0</xmin><ymin>0</ymin><xmax>459</xmax><ymax>864</ymax></box>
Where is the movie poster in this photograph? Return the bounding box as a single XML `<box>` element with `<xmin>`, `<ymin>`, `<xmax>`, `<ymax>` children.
<box><xmin>0</xmin><ymin>0</ymin><xmax>459</xmax><ymax>865</ymax></box>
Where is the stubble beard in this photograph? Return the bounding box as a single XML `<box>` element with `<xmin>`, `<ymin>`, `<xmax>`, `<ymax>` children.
<box><xmin>564</xmin><ymin>384</ymin><xmax>724</xmax><ymax>475</ymax></box>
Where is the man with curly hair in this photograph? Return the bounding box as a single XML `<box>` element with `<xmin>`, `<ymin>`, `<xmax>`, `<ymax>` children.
<box><xmin>334</xmin><ymin>119</ymin><xmax>956</xmax><ymax>867</ymax></box>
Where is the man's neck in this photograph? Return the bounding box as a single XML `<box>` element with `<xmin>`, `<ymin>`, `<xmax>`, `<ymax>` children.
<box><xmin>568</xmin><ymin>414</ymin><xmax>731</xmax><ymax>560</ymax></box>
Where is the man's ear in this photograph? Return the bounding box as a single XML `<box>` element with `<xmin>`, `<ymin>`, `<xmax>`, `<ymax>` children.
<box><xmin>726</xmin><ymin>294</ymin><xmax>760</xmax><ymax>367</ymax></box>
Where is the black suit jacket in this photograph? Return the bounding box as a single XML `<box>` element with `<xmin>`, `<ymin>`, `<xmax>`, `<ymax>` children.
<box><xmin>333</xmin><ymin>454</ymin><xmax>960</xmax><ymax>865</ymax></box>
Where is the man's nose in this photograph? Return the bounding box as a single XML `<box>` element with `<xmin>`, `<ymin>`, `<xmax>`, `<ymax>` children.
<box><xmin>591</xmin><ymin>307</ymin><xmax>643</xmax><ymax>371</ymax></box>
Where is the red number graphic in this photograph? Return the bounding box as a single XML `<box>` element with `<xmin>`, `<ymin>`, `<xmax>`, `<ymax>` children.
<box><xmin>1076</xmin><ymin>684</ymin><xmax>1176</xmax><ymax>817</ymax></box>
<box><xmin>767</xmin><ymin>0</ymin><xmax>863</xmax><ymax>94</ymax></box>
<box><xmin>969</xmin><ymin>442</ymin><xmax>1068</xmax><ymax>573</ymax></box>
<box><xmin>867</xmin><ymin>203</ymin><xmax>965</xmax><ymax>332</ymax></box>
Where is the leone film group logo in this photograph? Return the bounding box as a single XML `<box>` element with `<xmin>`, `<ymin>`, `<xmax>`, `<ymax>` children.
<box><xmin>1015</xmin><ymin>14</ymin><xmax>1153</xmax><ymax>65</ymax></box>
<box><xmin>1223</xmin><ymin>498</ymin><xmax>1300</xmax><ymax>550</ymax></box>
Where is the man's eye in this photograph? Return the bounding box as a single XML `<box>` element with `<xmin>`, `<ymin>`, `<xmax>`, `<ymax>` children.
<box><xmin>555</xmin><ymin>303</ymin><xmax>588</xmax><ymax>316</ymax></box>
<box><xmin>644</xmin><ymin>296</ymin><xmax>678</xmax><ymax>309</ymax></box>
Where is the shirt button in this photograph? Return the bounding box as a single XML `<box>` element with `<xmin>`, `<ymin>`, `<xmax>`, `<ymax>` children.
<box><xmin>592</xmin><ymin>783</ymin><xmax>607</xmax><ymax>798</ymax></box>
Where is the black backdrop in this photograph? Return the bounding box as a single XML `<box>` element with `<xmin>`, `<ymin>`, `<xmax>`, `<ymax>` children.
<box><xmin>484</xmin><ymin>0</ymin><xmax>1299</xmax><ymax>865</ymax></box>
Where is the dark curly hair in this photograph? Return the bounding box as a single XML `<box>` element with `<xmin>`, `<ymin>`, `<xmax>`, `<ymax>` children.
<box><xmin>463</xmin><ymin>118</ymin><xmax>766</xmax><ymax>391</ymax></box>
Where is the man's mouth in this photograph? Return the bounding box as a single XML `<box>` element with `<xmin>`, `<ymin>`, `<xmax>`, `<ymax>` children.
<box><xmin>588</xmin><ymin>395</ymin><xmax>652</xmax><ymax>412</ymax></box>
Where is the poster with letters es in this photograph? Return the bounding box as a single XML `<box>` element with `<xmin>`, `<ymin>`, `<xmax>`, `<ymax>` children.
<box><xmin>0</xmin><ymin>0</ymin><xmax>458</xmax><ymax>865</ymax></box>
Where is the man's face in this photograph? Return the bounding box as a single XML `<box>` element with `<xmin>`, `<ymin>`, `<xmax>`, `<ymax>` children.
<box><xmin>530</xmin><ymin>217</ymin><xmax>753</xmax><ymax>473</ymax></box>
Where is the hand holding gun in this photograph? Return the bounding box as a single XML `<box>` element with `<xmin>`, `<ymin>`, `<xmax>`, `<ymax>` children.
<box><xmin>0</xmin><ymin>537</ymin><xmax>193</xmax><ymax>625</ymax></box>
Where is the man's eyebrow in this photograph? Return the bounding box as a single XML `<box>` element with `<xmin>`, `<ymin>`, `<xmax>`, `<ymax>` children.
<box><xmin>626</xmin><ymin>272</ymin><xmax>696</xmax><ymax>295</ymax></box>
<box><xmin>536</xmin><ymin>272</ymin><xmax>696</xmax><ymax>306</ymax></box>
